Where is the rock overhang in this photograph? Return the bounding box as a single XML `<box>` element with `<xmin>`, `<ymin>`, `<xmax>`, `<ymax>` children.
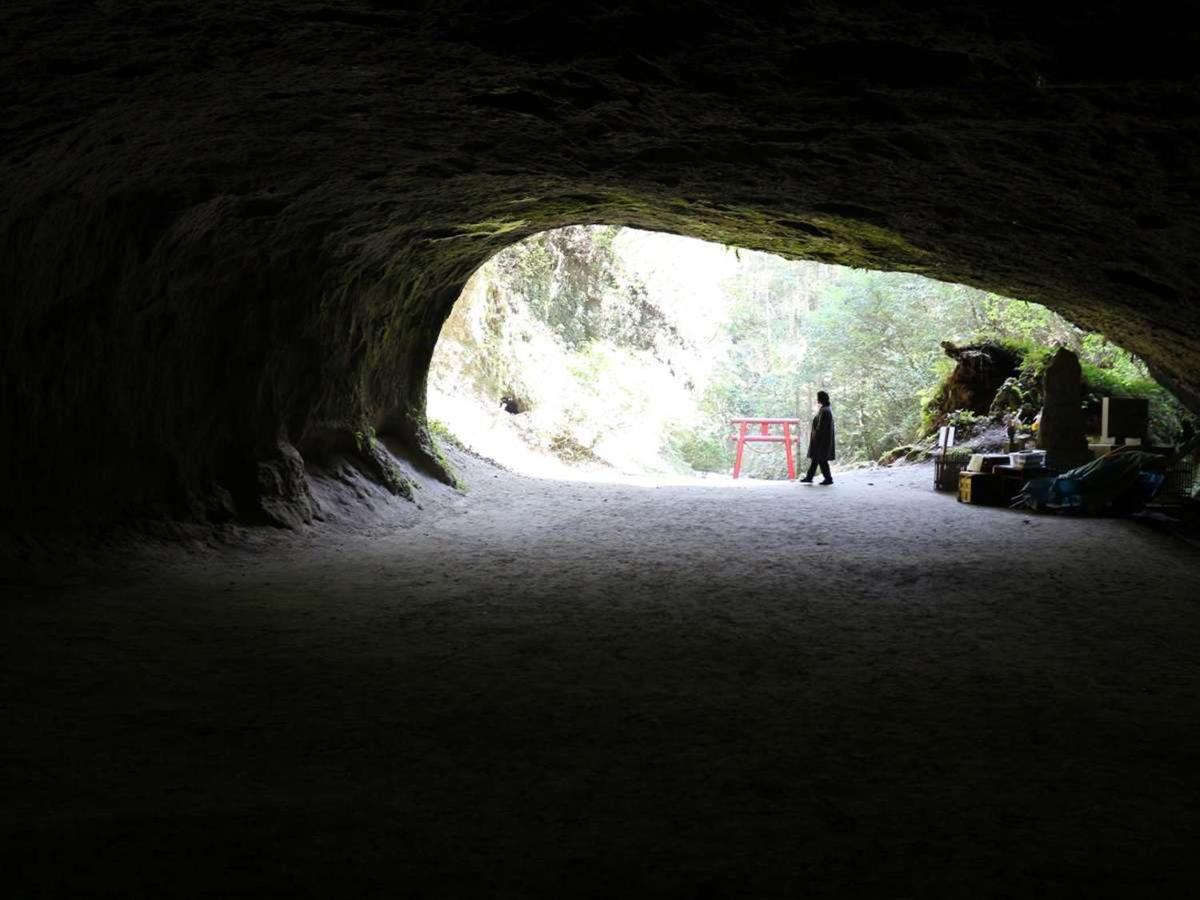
<box><xmin>2</xmin><ymin>1</ymin><xmax>1197</xmax><ymax>523</ymax></box>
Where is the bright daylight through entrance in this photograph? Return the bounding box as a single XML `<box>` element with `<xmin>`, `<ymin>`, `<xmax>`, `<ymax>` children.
<box><xmin>431</xmin><ymin>226</ymin><xmax>1190</xmax><ymax>499</ymax></box>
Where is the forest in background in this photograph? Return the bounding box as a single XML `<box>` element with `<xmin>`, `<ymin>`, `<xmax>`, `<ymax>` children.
<box><xmin>428</xmin><ymin>226</ymin><xmax>1189</xmax><ymax>478</ymax></box>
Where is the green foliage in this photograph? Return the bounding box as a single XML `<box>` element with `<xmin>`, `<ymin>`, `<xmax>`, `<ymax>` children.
<box><xmin>427</xmin><ymin>417</ymin><xmax>464</xmax><ymax>450</ymax></box>
<box><xmin>945</xmin><ymin>409</ymin><xmax>984</xmax><ymax>432</ymax></box>
<box><xmin>679</xmin><ymin>262</ymin><xmax>1188</xmax><ymax>462</ymax></box>
<box><xmin>418</xmin><ymin>419</ymin><xmax>464</xmax><ymax>490</ymax></box>
<box><xmin>1005</xmin><ymin>337</ymin><xmax>1187</xmax><ymax>443</ymax></box>
<box><xmin>710</xmin><ymin>256</ymin><xmax>809</xmax><ymax>416</ymax></box>
<box><xmin>1012</xmin><ymin>341</ymin><xmax>1054</xmax><ymax>379</ymax></box>
<box><xmin>350</xmin><ymin>428</ymin><xmax>416</xmax><ymax>499</ymax></box>
<box><xmin>878</xmin><ymin>445</ymin><xmax>917</xmax><ymax>466</ymax></box>
<box><xmin>547</xmin><ymin>431</ymin><xmax>604</xmax><ymax>464</ymax></box>
<box><xmin>353</xmin><ymin>425</ymin><xmax>375</xmax><ymax>454</ymax></box>
<box><xmin>664</xmin><ymin>424</ymin><xmax>729</xmax><ymax>472</ymax></box>
<box><xmin>1079</xmin><ymin>360</ymin><xmax>1185</xmax><ymax>445</ymax></box>
<box><xmin>962</xmin><ymin>295</ymin><xmax>1079</xmax><ymax>347</ymax></box>
<box><xmin>797</xmin><ymin>271</ymin><xmax>971</xmax><ymax>461</ymax></box>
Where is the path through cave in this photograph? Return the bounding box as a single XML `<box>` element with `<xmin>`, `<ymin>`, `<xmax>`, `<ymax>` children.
<box><xmin>5</xmin><ymin>450</ymin><xmax>1200</xmax><ymax>897</ymax></box>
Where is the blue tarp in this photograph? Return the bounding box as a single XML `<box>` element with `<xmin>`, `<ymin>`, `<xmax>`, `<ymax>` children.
<box><xmin>1017</xmin><ymin>450</ymin><xmax>1166</xmax><ymax>515</ymax></box>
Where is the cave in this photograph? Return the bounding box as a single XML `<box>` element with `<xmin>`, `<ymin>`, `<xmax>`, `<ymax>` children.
<box><xmin>4</xmin><ymin>3</ymin><xmax>1200</xmax><ymax>896</ymax></box>
<box><xmin>4</xmin><ymin>2</ymin><xmax>1200</xmax><ymax>524</ymax></box>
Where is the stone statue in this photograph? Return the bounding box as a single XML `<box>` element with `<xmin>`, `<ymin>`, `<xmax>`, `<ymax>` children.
<box><xmin>1037</xmin><ymin>347</ymin><xmax>1093</xmax><ymax>470</ymax></box>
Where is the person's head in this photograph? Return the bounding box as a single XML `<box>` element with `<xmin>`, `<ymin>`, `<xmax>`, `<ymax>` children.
<box><xmin>817</xmin><ymin>390</ymin><xmax>830</xmax><ymax>407</ymax></box>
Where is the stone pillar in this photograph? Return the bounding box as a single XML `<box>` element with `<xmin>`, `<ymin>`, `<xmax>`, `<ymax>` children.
<box><xmin>1037</xmin><ymin>347</ymin><xmax>1093</xmax><ymax>470</ymax></box>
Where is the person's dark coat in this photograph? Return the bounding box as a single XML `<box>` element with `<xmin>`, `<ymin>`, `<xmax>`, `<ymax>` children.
<box><xmin>807</xmin><ymin>404</ymin><xmax>836</xmax><ymax>462</ymax></box>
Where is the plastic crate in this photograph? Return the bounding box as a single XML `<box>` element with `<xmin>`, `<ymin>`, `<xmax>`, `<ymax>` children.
<box><xmin>935</xmin><ymin>456</ymin><xmax>967</xmax><ymax>491</ymax></box>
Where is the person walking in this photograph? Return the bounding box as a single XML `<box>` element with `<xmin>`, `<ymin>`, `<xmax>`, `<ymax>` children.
<box><xmin>800</xmin><ymin>390</ymin><xmax>835</xmax><ymax>484</ymax></box>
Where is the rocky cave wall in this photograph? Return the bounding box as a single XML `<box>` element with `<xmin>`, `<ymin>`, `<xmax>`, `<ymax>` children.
<box><xmin>2</xmin><ymin>1</ymin><xmax>1198</xmax><ymax>524</ymax></box>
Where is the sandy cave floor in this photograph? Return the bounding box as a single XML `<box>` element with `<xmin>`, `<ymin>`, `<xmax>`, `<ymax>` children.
<box><xmin>4</xmin><ymin>453</ymin><xmax>1200</xmax><ymax>898</ymax></box>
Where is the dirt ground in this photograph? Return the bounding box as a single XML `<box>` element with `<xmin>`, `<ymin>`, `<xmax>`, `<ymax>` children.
<box><xmin>4</xmin><ymin>452</ymin><xmax>1200</xmax><ymax>898</ymax></box>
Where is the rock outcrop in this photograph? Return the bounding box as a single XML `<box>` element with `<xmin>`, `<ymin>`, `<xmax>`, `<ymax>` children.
<box><xmin>1037</xmin><ymin>347</ymin><xmax>1094</xmax><ymax>470</ymax></box>
<box><xmin>3</xmin><ymin>2</ymin><xmax>1199</xmax><ymax>522</ymax></box>
<box><xmin>929</xmin><ymin>342</ymin><xmax>1023</xmax><ymax>420</ymax></box>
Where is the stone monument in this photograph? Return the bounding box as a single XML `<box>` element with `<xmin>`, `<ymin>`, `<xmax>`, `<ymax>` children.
<box><xmin>1037</xmin><ymin>347</ymin><xmax>1093</xmax><ymax>470</ymax></box>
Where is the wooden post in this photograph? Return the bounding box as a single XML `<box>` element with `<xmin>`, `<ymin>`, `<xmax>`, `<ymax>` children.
<box><xmin>732</xmin><ymin>421</ymin><xmax>748</xmax><ymax>479</ymax></box>
<box><xmin>783</xmin><ymin>422</ymin><xmax>796</xmax><ymax>480</ymax></box>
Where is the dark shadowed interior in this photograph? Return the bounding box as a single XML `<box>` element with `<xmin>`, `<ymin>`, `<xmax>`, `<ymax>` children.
<box><xmin>3</xmin><ymin>1</ymin><xmax>1200</xmax><ymax>522</ymax></box>
<box><xmin>3</xmin><ymin>3</ymin><xmax>1200</xmax><ymax>897</ymax></box>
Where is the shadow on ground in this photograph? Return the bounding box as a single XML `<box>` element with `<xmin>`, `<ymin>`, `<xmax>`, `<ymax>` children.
<box><xmin>4</xmin><ymin>452</ymin><xmax>1200</xmax><ymax>897</ymax></box>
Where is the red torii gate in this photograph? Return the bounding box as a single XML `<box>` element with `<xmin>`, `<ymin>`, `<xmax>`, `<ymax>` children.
<box><xmin>729</xmin><ymin>417</ymin><xmax>803</xmax><ymax>480</ymax></box>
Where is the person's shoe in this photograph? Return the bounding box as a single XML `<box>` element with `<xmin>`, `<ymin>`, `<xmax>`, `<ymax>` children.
<box><xmin>798</xmin><ymin>477</ymin><xmax>814</xmax><ymax>483</ymax></box>
<box><xmin>819</xmin><ymin>478</ymin><xmax>834</xmax><ymax>485</ymax></box>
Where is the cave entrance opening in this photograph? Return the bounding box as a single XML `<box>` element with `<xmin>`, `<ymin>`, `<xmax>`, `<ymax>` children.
<box><xmin>427</xmin><ymin>226</ymin><xmax>1188</xmax><ymax>486</ymax></box>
